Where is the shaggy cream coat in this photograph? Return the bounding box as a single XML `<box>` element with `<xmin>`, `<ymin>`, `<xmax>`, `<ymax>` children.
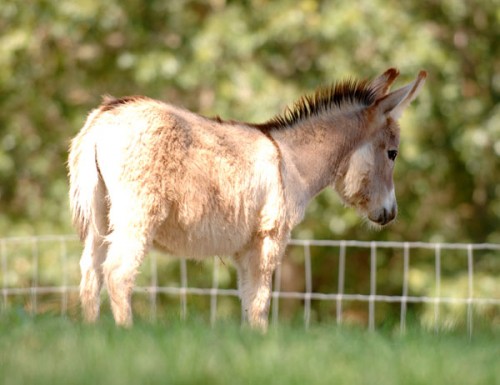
<box><xmin>69</xmin><ymin>68</ymin><xmax>426</xmax><ymax>329</ymax></box>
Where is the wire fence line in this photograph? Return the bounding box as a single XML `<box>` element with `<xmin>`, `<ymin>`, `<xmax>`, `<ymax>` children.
<box><xmin>1</xmin><ymin>235</ymin><xmax>499</xmax><ymax>334</ymax></box>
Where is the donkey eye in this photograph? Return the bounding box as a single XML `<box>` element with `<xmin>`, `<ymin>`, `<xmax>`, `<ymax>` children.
<box><xmin>387</xmin><ymin>150</ymin><xmax>398</xmax><ymax>161</ymax></box>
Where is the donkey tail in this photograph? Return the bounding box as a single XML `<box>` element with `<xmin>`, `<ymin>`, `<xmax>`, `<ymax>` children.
<box><xmin>68</xmin><ymin>108</ymin><xmax>107</xmax><ymax>240</ymax></box>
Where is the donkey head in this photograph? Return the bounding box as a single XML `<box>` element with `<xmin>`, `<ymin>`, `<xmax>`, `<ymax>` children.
<box><xmin>335</xmin><ymin>69</ymin><xmax>427</xmax><ymax>226</ymax></box>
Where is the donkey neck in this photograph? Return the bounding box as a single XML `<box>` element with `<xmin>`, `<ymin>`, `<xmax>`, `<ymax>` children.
<box><xmin>269</xmin><ymin>111</ymin><xmax>368</xmax><ymax>202</ymax></box>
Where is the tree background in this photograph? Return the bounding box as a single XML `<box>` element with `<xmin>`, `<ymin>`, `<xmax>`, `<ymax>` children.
<box><xmin>0</xmin><ymin>0</ymin><xmax>498</xmax><ymax>325</ymax></box>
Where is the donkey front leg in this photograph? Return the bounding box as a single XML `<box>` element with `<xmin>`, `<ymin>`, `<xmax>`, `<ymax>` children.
<box><xmin>102</xmin><ymin>231</ymin><xmax>149</xmax><ymax>327</ymax></box>
<box><xmin>236</xmin><ymin>236</ymin><xmax>286</xmax><ymax>331</ymax></box>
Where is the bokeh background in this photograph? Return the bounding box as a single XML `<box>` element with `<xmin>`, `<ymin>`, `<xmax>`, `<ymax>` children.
<box><xmin>0</xmin><ymin>0</ymin><xmax>498</xmax><ymax>327</ymax></box>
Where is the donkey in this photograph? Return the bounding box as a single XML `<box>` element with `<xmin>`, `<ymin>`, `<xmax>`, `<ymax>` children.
<box><xmin>68</xmin><ymin>68</ymin><xmax>426</xmax><ymax>329</ymax></box>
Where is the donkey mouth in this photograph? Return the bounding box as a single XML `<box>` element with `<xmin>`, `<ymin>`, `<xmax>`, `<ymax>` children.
<box><xmin>368</xmin><ymin>207</ymin><xmax>397</xmax><ymax>226</ymax></box>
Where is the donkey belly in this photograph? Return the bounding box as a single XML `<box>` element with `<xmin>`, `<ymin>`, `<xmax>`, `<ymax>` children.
<box><xmin>152</xmin><ymin>212</ymin><xmax>254</xmax><ymax>259</ymax></box>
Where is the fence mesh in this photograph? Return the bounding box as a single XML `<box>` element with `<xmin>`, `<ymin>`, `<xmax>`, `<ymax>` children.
<box><xmin>1</xmin><ymin>235</ymin><xmax>499</xmax><ymax>334</ymax></box>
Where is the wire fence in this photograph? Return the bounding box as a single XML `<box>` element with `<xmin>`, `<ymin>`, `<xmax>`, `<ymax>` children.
<box><xmin>1</xmin><ymin>235</ymin><xmax>499</xmax><ymax>334</ymax></box>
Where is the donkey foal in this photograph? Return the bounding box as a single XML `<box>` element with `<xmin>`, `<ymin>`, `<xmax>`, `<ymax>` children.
<box><xmin>68</xmin><ymin>68</ymin><xmax>426</xmax><ymax>329</ymax></box>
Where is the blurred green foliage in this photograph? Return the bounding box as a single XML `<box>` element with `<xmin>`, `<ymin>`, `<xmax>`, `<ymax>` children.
<box><xmin>0</xmin><ymin>0</ymin><xmax>500</xmax><ymax>328</ymax></box>
<box><xmin>0</xmin><ymin>0</ymin><xmax>498</xmax><ymax>242</ymax></box>
<box><xmin>0</xmin><ymin>0</ymin><xmax>499</xmax><ymax>326</ymax></box>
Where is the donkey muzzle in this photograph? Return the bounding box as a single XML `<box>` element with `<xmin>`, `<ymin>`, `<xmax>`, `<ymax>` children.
<box><xmin>369</xmin><ymin>204</ymin><xmax>397</xmax><ymax>226</ymax></box>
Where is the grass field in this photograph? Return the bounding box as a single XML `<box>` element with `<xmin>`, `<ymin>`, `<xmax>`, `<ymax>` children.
<box><xmin>1</xmin><ymin>310</ymin><xmax>499</xmax><ymax>385</ymax></box>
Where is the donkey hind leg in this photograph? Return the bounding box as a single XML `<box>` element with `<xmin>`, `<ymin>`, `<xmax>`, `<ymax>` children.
<box><xmin>236</xmin><ymin>236</ymin><xmax>285</xmax><ymax>331</ymax></box>
<box><xmin>102</xmin><ymin>229</ymin><xmax>150</xmax><ymax>327</ymax></box>
<box><xmin>80</xmin><ymin>230</ymin><xmax>108</xmax><ymax>323</ymax></box>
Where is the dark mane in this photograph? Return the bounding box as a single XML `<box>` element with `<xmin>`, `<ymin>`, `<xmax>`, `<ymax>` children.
<box><xmin>99</xmin><ymin>95</ymin><xmax>152</xmax><ymax>112</ymax></box>
<box><xmin>100</xmin><ymin>80</ymin><xmax>377</xmax><ymax>130</ymax></box>
<box><xmin>253</xmin><ymin>79</ymin><xmax>376</xmax><ymax>131</ymax></box>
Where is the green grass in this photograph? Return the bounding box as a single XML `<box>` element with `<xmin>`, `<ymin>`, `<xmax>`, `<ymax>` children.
<box><xmin>1</xmin><ymin>310</ymin><xmax>499</xmax><ymax>385</ymax></box>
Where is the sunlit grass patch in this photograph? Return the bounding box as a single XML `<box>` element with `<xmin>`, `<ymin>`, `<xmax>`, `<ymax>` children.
<box><xmin>0</xmin><ymin>310</ymin><xmax>498</xmax><ymax>385</ymax></box>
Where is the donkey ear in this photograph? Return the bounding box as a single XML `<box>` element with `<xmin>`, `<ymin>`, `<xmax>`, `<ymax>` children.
<box><xmin>370</xmin><ymin>68</ymin><xmax>400</xmax><ymax>98</ymax></box>
<box><xmin>375</xmin><ymin>70</ymin><xmax>427</xmax><ymax>120</ymax></box>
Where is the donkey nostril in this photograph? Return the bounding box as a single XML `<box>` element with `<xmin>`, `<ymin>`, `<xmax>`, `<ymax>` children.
<box><xmin>381</xmin><ymin>209</ymin><xmax>389</xmax><ymax>225</ymax></box>
<box><xmin>377</xmin><ymin>207</ymin><xmax>396</xmax><ymax>225</ymax></box>
<box><xmin>385</xmin><ymin>206</ymin><xmax>397</xmax><ymax>224</ymax></box>
<box><xmin>369</xmin><ymin>206</ymin><xmax>396</xmax><ymax>225</ymax></box>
